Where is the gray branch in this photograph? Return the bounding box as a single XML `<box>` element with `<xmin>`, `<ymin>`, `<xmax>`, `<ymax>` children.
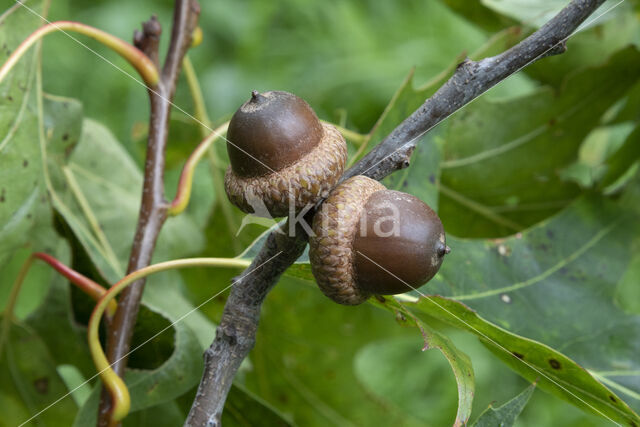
<box><xmin>186</xmin><ymin>224</ymin><xmax>308</xmax><ymax>426</ymax></box>
<box><xmin>185</xmin><ymin>1</ymin><xmax>606</xmax><ymax>425</ymax></box>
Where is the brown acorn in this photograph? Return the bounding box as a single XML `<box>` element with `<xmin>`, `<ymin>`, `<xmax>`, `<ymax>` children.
<box><xmin>224</xmin><ymin>90</ymin><xmax>347</xmax><ymax>217</ymax></box>
<box><xmin>309</xmin><ymin>175</ymin><xmax>449</xmax><ymax>305</ymax></box>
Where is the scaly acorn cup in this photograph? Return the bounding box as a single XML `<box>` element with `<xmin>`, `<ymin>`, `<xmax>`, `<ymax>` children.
<box><xmin>310</xmin><ymin>176</ymin><xmax>450</xmax><ymax>305</ymax></box>
<box><xmin>224</xmin><ymin>90</ymin><xmax>347</xmax><ymax>217</ymax></box>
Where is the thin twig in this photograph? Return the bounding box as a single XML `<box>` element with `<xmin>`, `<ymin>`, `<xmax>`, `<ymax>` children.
<box><xmin>185</xmin><ymin>0</ymin><xmax>606</xmax><ymax>425</ymax></box>
<box><xmin>97</xmin><ymin>1</ymin><xmax>199</xmax><ymax>425</ymax></box>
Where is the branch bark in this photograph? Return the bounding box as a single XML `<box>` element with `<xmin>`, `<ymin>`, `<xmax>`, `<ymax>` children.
<box><xmin>186</xmin><ymin>0</ymin><xmax>605</xmax><ymax>425</ymax></box>
<box><xmin>98</xmin><ymin>1</ymin><xmax>199</xmax><ymax>425</ymax></box>
<box><xmin>187</xmin><ymin>224</ymin><xmax>308</xmax><ymax>425</ymax></box>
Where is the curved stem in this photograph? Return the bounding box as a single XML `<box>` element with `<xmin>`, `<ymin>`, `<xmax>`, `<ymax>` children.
<box><xmin>182</xmin><ymin>55</ymin><xmax>241</xmax><ymax>251</ymax></box>
<box><xmin>0</xmin><ymin>252</ymin><xmax>116</xmax><ymax>361</ymax></box>
<box><xmin>0</xmin><ymin>21</ymin><xmax>159</xmax><ymax>87</ymax></box>
<box><xmin>182</xmin><ymin>56</ymin><xmax>212</xmax><ymax>128</ymax></box>
<box><xmin>32</xmin><ymin>253</ymin><xmax>117</xmax><ymax>315</ymax></box>
<box><xmin>167</xmin><ymin>121</ymin><xmax>230</xmax><ymax>216</ymax></box>
<box><xmin>324</xmin><ymin>121</ymin><xmax>367</xmax><ymax>147</ymax></box>
<box><xmin>88</xmin><ymin>257</ymin><xmax>249</xmax><ymax>424</ymax></box>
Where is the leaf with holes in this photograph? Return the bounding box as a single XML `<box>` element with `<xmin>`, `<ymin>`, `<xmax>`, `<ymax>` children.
<box><xmin>72</xmin><ymin>300</ymin><xmax>204</xmax><ymax>424</ymax></box>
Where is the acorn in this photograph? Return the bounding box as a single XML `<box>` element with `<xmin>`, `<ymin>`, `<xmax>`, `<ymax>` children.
<box><xmin>309</xmin><ymin>175</ymin><xmax>449</xmax><ymax>305</ymax></box>
<box><xmin>224</xmin><ymin>90</ymin><xmax>347</xmax><ymax>217</ymax></box>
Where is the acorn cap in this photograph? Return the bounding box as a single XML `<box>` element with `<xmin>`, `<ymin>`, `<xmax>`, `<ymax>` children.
<box><xmin>224</xmin><ymin>91</ymin><xmax>347</xmax><ymax>217</ymax></box>
<box><xmin>310</xmin><ymin>176</ymin><xmax>385</xmax><ymax>305</ymax></box>
<box><xmin>310</xmin><ymin>176</ymin><xmax>448</xmax><ymax>305</ymax></box>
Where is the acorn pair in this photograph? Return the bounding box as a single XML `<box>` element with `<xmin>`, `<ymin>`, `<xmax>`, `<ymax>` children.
<box><xmin>224</xmin><ymin>90</ymin><xmax>449</xmax><ymax>305</ymax></box>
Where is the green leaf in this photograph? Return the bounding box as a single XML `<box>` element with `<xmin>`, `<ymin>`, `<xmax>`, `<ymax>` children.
<box><xmin>26</xmin><ymin>99</ymin><xmax>219</xmax><ymax>420</ymax></box>
<box><xmin>349</xmin><ymin>25</ymin><xmax>627</xmax><ymax>240</ymax></box>
<box><xmin>42</xmin><ymin>101</ymin><xmax>217</xmax><ymax>343</ymax></box>
<box><xmin>0</xmin><ymin>0</ymin><xmax>49</xmax><ymax>268</ymax></box>
<box><xmin>615</xmin><ymin>252</ymin><xmax>640</xmax><ymax>315</ymax></box>
<box><xmin>525</xmin><ymin>7</ymin><xmax>640</xmax><ymax>87</ymax></box>
<box><xmin>472</xmin><ymin>383</ymin><xmax>536</xmax><ymax>427</ymax></box>
<box><xmin>355</xmin><ymin>301</ymin><xmax>475</xmax><ymax>427</ymax></box>
<box><xmin>481</xmin><ymin>0</ymin><xmax>625</xmax><ymax>28</ymax></box>
<box><xmin>0</xmin><ymin>319</ymin><xmax>77</xmax><ymax>426</ymax></box>
<box><xmin>122</xmin><ymin>401</ymin><xmax>185</xmax><ymax>427</ymax></box>
<box><xmin>46</xmin><ymin>115</ymin><xmax>206</xmax><ymax>282</ymax></box>
<box><xmin>439</xmin><ymin>47</ymin><xmax>640</xmax><ymax>237</ymax></box>
<box><xmin>613</xmin><ymin>81</ymin><xmax>640</xmax><ymax>124</ymax></box>
<box><xmin>269</xmin><ymin>190</ymin><xmax>640</xmax><ymax>424</ymax></box>
<box><xmin>441</xmin><ymin>0</ymin><xmax>514</xmax><ymax>33</ymax></box>
<box><xmin>415</xmin><ymin>188</ymin><xmax>640</xmax><ymax>423</ymax></box>
<box><xmin>560</xmin><ymin>123</ymin><xmax>636</xmax><ymax>189</ymax></box>
<box><xmin>125</xmin><ymin>301</ymin><xmax>204</xmax><ymax>412</ymax></box>
<box><xmin>362</xmin><ymin>24</ymin><xmax>532</xmax><ymax>197</ymax></box>
<box><xmin>398</xmin><ymin>294</ymin><xmax>640</xmax><ymax>425</ymax></box>
<box><xmin>26</xmin><ymin>266</ymin><xmax>96</xmax><ymax>379</ymax></box>
<box><xmin>600</xmin><ymin>125</ymin><xmax>640</xmax><ymax>191</ymax></box>
<box><xmin>222</xmin><ymin>384</ymin><xmax>294</xmax><ymax>427</ymax></box>
<box><xmin>73</xmin><ymin>301</ymin><xmax>205</xmax><ymax>424</ymax></box>
<box><xmin>56</xmin><ymin>364</ymin><xmax>92</xmax><ymax>408</ymax></box>
<box><xmin>0</xmin><ymin>9</ymin><xmax>221</xmax><ymax>420</ymax></box>
<box><xmin>242</xmin><ymin>276</ymin><xmax>438</xmax><ymax>426</ymax></box>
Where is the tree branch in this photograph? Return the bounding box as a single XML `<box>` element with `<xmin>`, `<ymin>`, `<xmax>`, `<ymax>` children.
<box><xmin>345</xmin><ymin>0</ymin><xmax>604</xmax><ymax>181</ymax></box>
<box><xmin>187</xmin><ymin>224</ymin><xmax>308</xmax><ymax>426</ymax></box>
<box><xmin>186</xmin><ymin>0</ymin><xmax>605</xmax><ymax>425</ymax></box>
<box><xmin>98</xmin><ymin>1</ymin><xmax>199</xmax><ymax>425</ymax></box>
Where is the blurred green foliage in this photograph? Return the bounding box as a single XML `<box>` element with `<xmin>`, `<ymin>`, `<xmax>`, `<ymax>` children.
<box><xmin>41</xmin><ymin>0</ymin><xmax>525</xmax><ymax>152</ymax></box>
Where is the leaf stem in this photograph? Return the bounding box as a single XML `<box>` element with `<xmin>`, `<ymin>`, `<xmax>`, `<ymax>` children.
<box><xmin>181</xmin><ymin>55</ymin><xmax>241</xmax><ymax>250</ymax></box>
<box><xmin>87</xmin><ymin>257</ymin><xmax>249</xmax><ymax>424</ymax></box>
<box><xmin>182</xmin><ymin>56</ymin><xmax>211</xmax><ymax>127</ymax></box>
<box><xmin>324</xmin><ymin>121</ymin><xmax>367</xmax><ymax>146</ymax></box>
<box><xmin>0</xmin><ymin>252</ymin><xmax>116</xmax><ymax>361</ymax></box>
<box><xmin>0</xmin><ymin>21</ymin><xmax>159</xmax><ymax>87</ymax></box>
<box><xmin>33</xmin><ymin>252</ymin><xmax>116</xmax><ymax>313</ymax></box>
<box><xmin>62</xmin><ymin>166</ymin><xmax>121</xmax><ymax>272</ymax></box>
<box><xmin>167</xmin><ymin>121</ymin><xmax>230</xmax><ymax>216</ymax></box>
